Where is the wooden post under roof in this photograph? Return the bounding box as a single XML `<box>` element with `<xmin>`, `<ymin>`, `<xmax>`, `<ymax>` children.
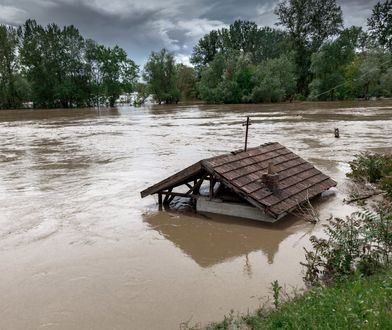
<box><xmin>209</xmin><ymin>177</ymin><xmax>214</xmax><ymax>200</ymax></box>
<box><xmin>158</xmin><ymin>193</ymin><xmax>163</xmax><ymax>210</ymax></box>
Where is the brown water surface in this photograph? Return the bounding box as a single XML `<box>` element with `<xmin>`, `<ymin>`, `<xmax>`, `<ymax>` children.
<box><xmin>1</xmin><ymin>101</ymin><xmax>392</xmax><ymax>329</ymax></box>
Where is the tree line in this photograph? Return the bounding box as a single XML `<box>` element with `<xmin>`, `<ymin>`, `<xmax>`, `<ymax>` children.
<box><xmin>142</xmin><ymin>0</ymin><xmax>392</xmax><ymax>104</ymax></box>
<box><xmin>189</xmin><ymin>0</ymin><xmax>392</xmax><ymax>103</ymax></box>
<box><xmin>1</xmin><ymin>0</ymin><xmax>392</xmax><ymax>109</ymax></box>
<box><xmin>0</xmin><ymin>19</ymin><xmax>138</xmax><ymax>109</ymax></box>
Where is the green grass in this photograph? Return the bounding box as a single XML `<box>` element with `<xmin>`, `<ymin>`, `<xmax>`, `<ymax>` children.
<box><xmin>207</xmin><ymin>269</ymin><xmax>392</xmax><ymax>330</ymax></box>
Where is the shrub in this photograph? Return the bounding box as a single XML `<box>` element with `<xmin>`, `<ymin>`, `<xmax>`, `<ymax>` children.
<box><xmin>347</xmin><ymin>153</ymin><xmax>392</xmax><ymax>198</ymax></box>
<box><xmin>302</xmin><ymin>208</ymin><xmax>392</xmax><ymax>286</ymax></box>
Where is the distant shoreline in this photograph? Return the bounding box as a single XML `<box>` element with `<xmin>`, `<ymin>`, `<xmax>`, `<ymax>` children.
<box><xmin>2</xmin><ymin>98</ymin><xmax>392</xmax><ymax>112</ymax></box>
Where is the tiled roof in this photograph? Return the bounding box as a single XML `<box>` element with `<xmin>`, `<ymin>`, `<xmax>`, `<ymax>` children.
<box><xmin>202</xmin><ymin>142</ymin><xmax>336</xmax><ymax>218</ymax></box>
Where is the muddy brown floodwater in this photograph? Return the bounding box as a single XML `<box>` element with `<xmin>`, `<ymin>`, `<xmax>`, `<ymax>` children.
<box><xmin>0</xmin><ymin>101</ymin><xmax>392</xmax><ymax>329</ymax></box>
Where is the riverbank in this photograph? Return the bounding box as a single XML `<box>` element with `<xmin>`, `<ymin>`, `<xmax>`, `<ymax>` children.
<box><xmin>206</xmin><ymin>267</ymin><xmax>392</xmax><ymax>330</ymax></box>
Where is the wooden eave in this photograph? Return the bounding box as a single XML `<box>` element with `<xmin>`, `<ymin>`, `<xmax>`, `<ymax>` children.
<box><xmin>140</xmin><ymin>161</ymin><xmax>204</xmax><ymax>198</ymax></box>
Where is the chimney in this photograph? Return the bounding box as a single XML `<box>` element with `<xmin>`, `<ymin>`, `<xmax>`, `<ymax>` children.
<box><xmin>261</xmin><ymin>162</ymin><xmax>280</xmax><ymax>193</ymax></box>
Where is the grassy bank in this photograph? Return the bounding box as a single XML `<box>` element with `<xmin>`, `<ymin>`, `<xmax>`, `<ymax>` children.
<box><xmin>207</xmin><ymin>268</ymin><xmax>392</xmax><ymax>330</ymax></box>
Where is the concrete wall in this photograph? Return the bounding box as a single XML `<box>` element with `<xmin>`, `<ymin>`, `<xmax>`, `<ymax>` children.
<box><xmin>196</xmin><ymin>197</ymin><xmax>278</xmax><ymax>223</ymax></box>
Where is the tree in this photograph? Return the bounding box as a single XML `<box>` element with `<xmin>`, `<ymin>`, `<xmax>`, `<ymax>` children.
<box><xmin>57</xmin><ymin>25</ymin><xmax>91</xmax><ymax>107</ymax></box>
<box><xmin>176</xmin><ymin>64</ymin><xmax>197</xmax><ymax>101</ymax></box>
<box><xmin>143</xmin><ymin>49</ymin><xmax>179</xmax><ymax>104</ymax></box>
<box><xmin>19</xmin><ymin>20</ymin><xmax>90</xmax><ymax>108</ymax></box>
<box><xmin>275</xmin><ymin>0</ymin><xmax>343</xmax><ymax>95</ymax></box>
<box><xmin>90</xmin><ymin>44</ymin><xmax>138</xmax><ymax>107</ymax></box>
<box><xmin>191</xmin><ymin>30</ymin><xmax>223</xmax><ymax>70</ymax></box>
<box><xmin>197</xmin><ymin>51</ymin><xmax>256</xmax><ymax>104</ymax></box>
<box><xmin>85</xmin><ymin>39</ymin><xmax>103</xmax><ymax>106</ymax></box>
<box><xmin>380</xmin><ymin>67</ymin><xmax>392</xmax><ymax>96</ymax></box>
<box><xmin>197</xmin><ymin>54</ymin><xmax>226</xmax><ymax>103</ymax></box>
<box><xmin>0</xmin><ymin>25</ymin><xmax>24</xmax><ymax>108</ymax></box>
<box><xmin>368</xmin><ymin>0</ymin><xmax>392</xmax><ymax>50</ymax></box>
<box><xmin>353</xmin><ymin>49</ymin><xmax>392</xmax><ymax>99</ymax></box>
<box><xmin>18</xmin><ymin>19</ymin><xmax>138</xmax><ymax>108</ymax></box>
<box><xmin>133</xmin><ymin>82</ymin><xmax>150</xmax><ymax>106</ymax></box>
<box><xmin>309</xmin><ymin>27</ymin><xmax>364</xmax><ymax>100</ymax></box>
<box><xmin>191</xmin><ymin>21</ymin><xmax>290</xmax><ymax>69</ymax></box>
<box><xmin>251</xmin><ymin>54</ymin><xmax>297</xmax><ymax>103</ymax></box>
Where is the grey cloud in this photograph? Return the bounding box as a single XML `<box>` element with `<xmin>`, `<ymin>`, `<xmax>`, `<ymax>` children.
<box><xmin>0</xmin><ymin>0</ymin><xmax>379</xmax><ymax>65</ymax></box>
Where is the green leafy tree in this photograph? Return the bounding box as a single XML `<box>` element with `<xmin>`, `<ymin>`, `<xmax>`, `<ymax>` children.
<box><xmin>191</xmin><ymin>30</ymin><xmax>223</xmax><ymax>70</ymax></box>
<box><xmin>0</xmin><ymin>25</ymin><xmax>25</xmax><ymax>108</ymax></box>
<box><xmin>197</xmin><ymin>51</ymin><xmax>256</xmax><ymax>103</ymax></box>
<box><xmin>275</xmin><ymin>0</ymin><xmax>343</xmax><ymax>95</ymax></box>
<box><xmin>143</xmin><ymin>49</ymin><xmax>179</xmax><ymax>104</ymax></box>
<box><xmin>133</xmin><ymin>82</ymin><xmax>150</xmax><ymax>106</ymax></box>
<box><xmin>19</xmin><ymin>20</ymin><xmax>90</xmax><ymax>108</ymax></box>
<box><xmin>251</xmin><ymin>54</ymin><xmax>297</xmax><ymax>103</ymax></box>
<box><xmin>368</xmin><ymin>0</ymin><xmax>392</xmax><ymax>50</ymax></box>
<box><xmin>380</xmin><ymin>67</ymin><xmax>392</xmax><ymax>96</ymax></box>
<box><xmin>353</xmin><ymin>49</ymin><xmax>392</xmax><ymax>99</ymax></box>
<box><xmin>57</xmin><ymin>25</ymin><xmax>91</xmax><ymax>107</ymax></box>
<box><xmin>251</xmin><ymin>27</ymin><xmax>291</xmax><ymax>64</ymax></box>
<box><xmin>91</xmin><ymin>44</ymin><xmax>138</xmax><ymax>107</ymax></box>
<box><xmin>309</xmin><ymin>27</ymin><xmax>364</xmax><ymax>100</ymax></box>
<box><xmin>85</xmin><ymin>39</ymin><xmax>103</xmax><ymax>106</ymax></box>
<box><xmin>191</xmin><ymin>21</ymin><xmax>290</xmax><ymax>69</ymax></box>
<box><xmin>197</xmin><ymin>54</ymin><xmax>226</xmax><ymax>103</ymax></box>
<box><xmin>19</xmin><ymin>19</ymin><xmax>138</xmax><ymax>108</ymax></box>
<box><xmin>176</xmin><ymin>64</ymin><xmax>197</xmax><ymax>101</ymax></box>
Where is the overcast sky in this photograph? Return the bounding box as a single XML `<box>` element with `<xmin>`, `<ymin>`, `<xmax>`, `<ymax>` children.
<box><xmin>0</xmin><ymin>0</ymin><xmax>379</xmax><ymax>65</ymax></box>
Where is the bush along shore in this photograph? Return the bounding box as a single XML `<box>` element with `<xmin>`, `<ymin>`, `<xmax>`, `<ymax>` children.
<box><xmin>202</xmin><ymin>153</ymin><xmax>392</xmax><ymax>330</ymax></box>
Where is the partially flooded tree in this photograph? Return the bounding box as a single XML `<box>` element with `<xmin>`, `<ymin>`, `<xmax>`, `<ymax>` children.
<box><xmin>275</xmin><ymin>0</ymin><xmax>343</xmax><ymax>95</ymax></box>
<box><xmin>0</xmin><ymin>25</ymin><xmax>27</xmax><ymax>108</ymax></box>
<box><xmin>251</xmin><ymin>54</ymin><xmax>297</xmax><ymax>103</ymax></box>
<box><xmin>353</xmin><ymin>50</ymin><xmax>392</xmax><ymax>99</ymax></box>
<box><xmin>176</xmin><ymin>64</ymin><xmax>197</xmax><ymax>101</ymax></box>
<box><xmin>19</xmin><ymin>20</ymin><xmax>138</xmax><ymax>108</ymax></box>
<box><xmin>143</xmin><ymin>49</ymin><xmax>179</xmax><ymax>104</ymax></box>
<box><xmin>197</xmin><ymin>51</ymin><xmax>256</xmax><ymax>103</ymax></box>
<box><xmin>19</xmin><ymin>20</ymin><xmax>90</xmax><ymax>108</ymax></box>
<box><xmin>89</xmin><ymin>44</ymin><xmax>138</xmax><ymax>107</ymax></box>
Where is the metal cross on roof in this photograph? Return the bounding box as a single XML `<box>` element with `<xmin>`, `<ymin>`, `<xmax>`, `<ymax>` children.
<box><xmin>242</xmin><ymin>116</ymin><xmax>252</xmax><ymax>151</ymax></box>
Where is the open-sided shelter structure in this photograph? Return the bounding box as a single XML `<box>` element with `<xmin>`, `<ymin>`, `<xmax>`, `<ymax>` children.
<box><xmin>141</xmin><ymin>142</ymin><xmax>337</xmax><ymax>223</ymax></box>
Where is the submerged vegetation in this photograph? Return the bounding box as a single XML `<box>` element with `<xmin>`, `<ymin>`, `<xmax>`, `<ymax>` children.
<box><xmin>1</xmin><ymin>0</ymin><xmax>392</xmax><ymax>108</ymax></box>
<box><xmin>348</xmin><ymin>153</ymin><xmax>392</xmax><ymax>198</ymax></box>
<box><xmin>203</xmin><ymin>152</ymin><xmax>392</xmax><ymax>329</ymax></box>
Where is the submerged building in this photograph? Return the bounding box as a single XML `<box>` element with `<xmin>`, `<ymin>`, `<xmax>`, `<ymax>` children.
<box><xmin>141</xmin><ymin>142</ymin><xmax>337</xmax><ymax>223</ymax></box>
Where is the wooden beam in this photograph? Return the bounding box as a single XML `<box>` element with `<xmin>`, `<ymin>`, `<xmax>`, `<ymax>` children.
<box><xmin>209</xmin><ymin>178</ymin><xmax>215</xmax><ymax>200</ymax></box>
<box><xmin>167</xmin><ymin>194</ymin><xmax>176</xmax><ymax>204</ymax></box>
<box><xmin>192</xmin><ymin>173</ymin><xmax>208</xmax><ymax>195</ymax></box>
<box><xmin>160</xmin><ymin>191</ymin><xmax>198</xmax><ymax>198</ymax></box>
<box><xmin>163</xmin><ymin>188</ymin><xmax>173</xmax><ymax>204</ymax></box>
<box><xmin>158</xmin><ymin>193</ymin><xmax>163</xmax><ymax>210</ymax></box>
